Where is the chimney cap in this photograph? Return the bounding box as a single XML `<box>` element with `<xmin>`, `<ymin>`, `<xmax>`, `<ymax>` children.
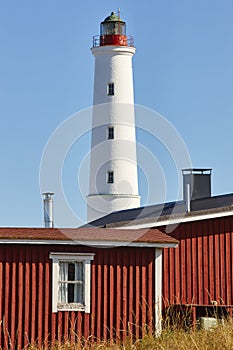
<box><xmin>182</xmin><ymin>168</ymin><xmax>212</xmax><ymax>175</ymax></box>
<box><xmin>42</xmin><ymin>192</ymin><xmax>54</xmax><ymax>198</ymax></box>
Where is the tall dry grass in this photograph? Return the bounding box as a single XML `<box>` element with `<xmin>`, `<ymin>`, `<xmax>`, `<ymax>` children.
<box><xmin>23</xmin><ymin>320</ymin><xmax>233</xmax><ymax>350</ymax></box>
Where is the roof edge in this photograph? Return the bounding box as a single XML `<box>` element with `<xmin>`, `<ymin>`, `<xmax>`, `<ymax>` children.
<box><xmin>0</xmin><ymin>239</ymin><xmax>178</xmax><ymax>248</ymax></box>
<box><xmin>106</xmin><ymin>206</ymin><xmax>233</xmax><ymax>229</ymax></box>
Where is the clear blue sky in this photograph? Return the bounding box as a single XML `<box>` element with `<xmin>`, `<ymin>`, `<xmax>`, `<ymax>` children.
<box><xmin>1</xmin><ymin>1</ymin><xmax>233</xmax><ymax>227</ymax></box>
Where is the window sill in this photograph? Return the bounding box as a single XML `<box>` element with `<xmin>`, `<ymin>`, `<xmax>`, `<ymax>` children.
<box><xmin>57</xmin><ymin>302</ymin><xmax>85</xmax><ymax>312</ymax></box>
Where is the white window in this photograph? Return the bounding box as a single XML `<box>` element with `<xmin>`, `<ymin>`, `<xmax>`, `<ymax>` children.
<box><xmin>107</xmin><ymin>171</ymin><xmax>114</xmax><ymax>183</ymax></box>
<box><xmin>107</xmin><ymin>83</ymin><xmax>114</xmax><ymax>96</ymax></box>
<box><xmin>49</xmin><ymin>252</ymin><xmax>95</xmax><ymax>313</ymax></box>
<box><xmin>108</xmin><ymin>126</ymin><xmax>114</xmax><ymax>139</ymax></box>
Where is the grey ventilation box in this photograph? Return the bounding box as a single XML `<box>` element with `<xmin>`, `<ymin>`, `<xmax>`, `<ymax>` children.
<box><xmin>182</xmin><ymin>168</ymin><xmax>212</xmax><ymax>201</ymax></box>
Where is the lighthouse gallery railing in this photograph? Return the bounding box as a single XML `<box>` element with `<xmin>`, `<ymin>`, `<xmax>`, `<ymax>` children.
<box><xmin>92</xmin><ymin>35</ymin><xmax>134</xmax><ymax>47</ymax></box>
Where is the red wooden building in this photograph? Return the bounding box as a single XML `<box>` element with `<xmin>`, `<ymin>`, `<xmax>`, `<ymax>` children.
<box><xmin>0</xmin><ymin>227</ymin><xmax>177</xmax><ymax>349</ymax></box>
<box><xmin>89</xmin><ymin>170</ymin><xmax>233</xmax><ymax>322</ymax></box>
<box><xmin>162</xmin><ymin>212</ymin><xmax>233</xmax><ymax>320</ymax></box>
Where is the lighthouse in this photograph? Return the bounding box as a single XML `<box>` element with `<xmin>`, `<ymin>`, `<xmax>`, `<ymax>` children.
<box><xmin>87</xmin><ymin>12</ymin><xmax>141</xmax><ymax>222</ymax></box>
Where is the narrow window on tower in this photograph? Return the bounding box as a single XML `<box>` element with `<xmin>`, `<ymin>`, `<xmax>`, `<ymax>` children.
<box><xmin>108</xmin><ymin>126</ymin><xmax>114</xmax><ymax>140</ymax></box>
<box><xmin>107</xmin><ymin>83</ymin><xmax>114</xmax><ymax>96</ymax></box>
<box><xmin>107</xmin><ymin>171</ymin><xmax>114</xmax><ymax>184</ymax></box>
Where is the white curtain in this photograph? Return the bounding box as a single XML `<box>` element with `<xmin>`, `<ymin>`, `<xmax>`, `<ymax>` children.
<box><xmin>59</xmin><ymin>262</ymin><xmax>68</xmax><ymax>303</ymax></box>
<box><xmin>74</xmin><ymin>262</ymin><xmax>83</xmax><ymax>304</ymax></box>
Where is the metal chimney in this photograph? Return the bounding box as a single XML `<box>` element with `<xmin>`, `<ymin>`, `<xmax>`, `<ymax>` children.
<box><xmin>43</xmin><ymin>192</ymin><xmax>54</xmax><ymax>228</ymax></box>
<box><xmin>182</xmin><ymin>169</ymin><xmax>212</xmax><ymax>211</ymax></box>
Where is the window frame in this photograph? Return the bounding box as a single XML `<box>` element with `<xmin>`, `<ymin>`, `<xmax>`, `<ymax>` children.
<box><xmin>107</xmin><ymin>171</ymin><xmax>114</xmax><ymax>184</ymax></box>
<box><xmin>108</xmin><ymin>126</ymin><xmax>114</xmax><ymax>140</ymax></box>
<box><xmin>49</xmin><ymin>252</ymin><xmax>95</xmax><ymax>313</ymax></box>
<box><xmin>107</xmin><ymin>83</ymin><xmax>114</xmax><ymax>96</ymax></box>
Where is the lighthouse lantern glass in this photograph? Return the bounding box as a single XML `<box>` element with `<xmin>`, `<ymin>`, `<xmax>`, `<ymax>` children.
<box><xmin>100</xmin><ymin>22</ymin><xmax>126</xmax><ymax>36</ymax></box>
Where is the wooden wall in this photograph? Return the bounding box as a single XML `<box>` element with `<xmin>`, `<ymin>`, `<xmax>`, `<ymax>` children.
<box><xmin>163</xmin><ymin>216</ymin><xmax>233</xmax><ymax>306</ymax></box>
<box><xmin>0</xmin><ymin>244</ymin><xmax>155</xmax><ymax>348</ymax></box>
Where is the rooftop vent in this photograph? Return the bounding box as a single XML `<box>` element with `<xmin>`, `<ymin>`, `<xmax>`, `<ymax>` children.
<box><xmin>182</xmin><ymin>169</ymin><xmax>212</xmax><ymax>211</ymax></box>
<box><xmin>42</xmin><ymin>192</ymin><xmax>54</xmax><ymax>228</ymax></box>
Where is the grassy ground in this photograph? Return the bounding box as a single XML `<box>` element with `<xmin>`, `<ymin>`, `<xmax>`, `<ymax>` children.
<box><xmin>25</xmin><ymin>321</ymin><xmax>233</xmax><ymax>350</ymax></box>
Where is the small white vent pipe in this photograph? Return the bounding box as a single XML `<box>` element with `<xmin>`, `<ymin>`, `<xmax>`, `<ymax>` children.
<box><xmin>185</xmin><ymin>184</ymin><xmax>191</xmax><ymax>213</ymax></box>
<box><xmin>43</xmin><ymin>192</ymin><xmax>54</xmax><ymax>228</ymax></box>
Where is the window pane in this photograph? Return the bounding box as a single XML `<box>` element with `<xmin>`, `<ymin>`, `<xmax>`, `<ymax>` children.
<box><xmin>75</xmin><ymin>262</ymin><xmax>83</xmax><ymax>281</ymax></box>
<box><xmin>68</xmin><ymin>284</ymin><xmax>74</xmax><ymax>303</ymax></box>
<box><xmin>75</xmin><ymin>262</ymin><xmax>83</xmax><ymax>303</ymax></box>
<box><xmin>108</xmin><ymin>83</ymin><xmax>114</xmax><ymax>96</ymax></box>
<box><xmin>108</xmin><ymin>127</ymin><xmax>114</xmax><ymax>139</ymax></box>
<box><xmin>74</xmin><ymin>284</ymin><xmax>83</xmax><ymax>304</ymax></box>
<box><xmin>101</xmin><ymin>22</ymin><xmax>126</xmax><ymax>36</ymax></box>
<box><xmin>68</xmin><ymin>263</ymin><xmax>75</xmax><ymax>281</ymax></box>
<box><xmin>108</xmin><ymin>171</ymin><xmax>114</xmax><ymax>183</ymax></box>
<box><xmin>59</xmin><ymin>262</ymin><xmax>68</xmax><ymax>303</ymax></box>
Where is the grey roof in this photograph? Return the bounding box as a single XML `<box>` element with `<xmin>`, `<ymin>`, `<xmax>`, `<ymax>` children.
<box><xmin>85</xmin><ymin>193</ymin><xmax>233</xmax><ymax>228</ymax></box>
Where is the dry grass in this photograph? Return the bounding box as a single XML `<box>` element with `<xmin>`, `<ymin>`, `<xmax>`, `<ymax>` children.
<box><xmin>24</xmin><ymin>320</ymin><xmax>233</xmax><ymax>350</ymax></box>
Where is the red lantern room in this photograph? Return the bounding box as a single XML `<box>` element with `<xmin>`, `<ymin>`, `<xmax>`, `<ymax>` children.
<box><xmin>93</xmin><ymin>12</ymin><xmax>134</xmax><ymax>47</ymax></box>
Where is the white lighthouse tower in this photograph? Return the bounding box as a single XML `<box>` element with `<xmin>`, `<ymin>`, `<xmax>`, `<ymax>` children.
<box><xmin>87</xmin><ymin>12</ymin><xmax>141</xmax><ymax>222</ymax></box>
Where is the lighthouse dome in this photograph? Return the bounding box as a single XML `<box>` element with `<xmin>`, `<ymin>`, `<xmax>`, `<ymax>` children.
<box><xmin>102</xmin><ymin>12</ymin><xmax>125</xmax><ymax>24</ymax></box>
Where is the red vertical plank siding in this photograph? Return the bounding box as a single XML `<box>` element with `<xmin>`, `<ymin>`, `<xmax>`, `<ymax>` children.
<box><xmin>180</xmin><ymin>224</ymin><xmax>187</xmax><ymax>303</ymax></box>
<box><xmin>214</xmin><ymin>224</ymin><xmax>220</xmax><ymax>301</ymax></box>
<box><xmin>122</xmin><ymin>264</ymin><xmax>127</xmax><ymax>340</ymax></box>
<box><xmin>0</xmin><ymin>243</ymin><xmax>157</xmax><ymax>347</ymax></box>
<box><xmin>185</xmin><ymin>224</ymin><xmax>192</xmax><ymax>304</ymax></box>
<box><xmin>231</xmin><ymin>216</ymin><xmax>233</xmax><ymax>304</ymax></box>
<box><xmin>208</xmin><ymin>222</ymin><xmax>214</xmax><ymax>302</ymax></box>
<box><xmin>116</xmin><ymin>262</ymin><xmax>121</xmax><ymax>340</ymax></box>
<box><xmin>76</xmin><ymin>312</ymin><xmax>82</xmax><ymax>342</ymax></box>
<box><xmin>10</xmin><ymin>261</ymin><xmax>16</xmax><ymax>349</ymax></box>
<box><xmin>44</xmin><ymin>261</ymin><xmax>50</xmax><ymax>348</ymax></box>
<box><xmin>37</xmin><ymin>253</ymin><xmax>44</xmax><ymax>347</ymax></box>
<box><xmin>4</xmin><ymin>251</ymin><xmax>10</xmax><ymax>349</ymax></box>
<box><xmin>162</xmin><ymin>216</ymin><xmax>233</xmax><ymax>312</ymax></box>
<box><xmin>90</xmin><ymin>262</ymin><xmax>96</xmax><ymax>340</ymax></box>
<box><xmin>31</xmin><ymin>262</ymin><xmax>37</xmax><ymax>345</ymax></box>
<box><xmin>103</xmin><ymin>261</ymin><xmax>108</xmax><ymax>340</ymax></box>
<box><xmin>191</xmin><ymin>231</ymin><xmax>197</xmax><ymax>304</ymax></box>
<box><xmin>174</xmin><ymin>230</ymin><xmax>181</xmax><ymax>303</ymax></box>
<box><xmin>0</xmin><ymin>259</ymin><xmax>3</xmax><ymax>349</ymax></box>
<box><xmin>225</xmin><ymin>218</ymin><xmax>232</xmax><ymax>304</ymax></box>
<box><xmin>141</xmin><ymin>251</ymin><xmax>147</xmax><ymax>337</ymax></box>
<box><xmin>96</xmin><ymin>258</ymin><xmax>102</xmax><ymax>340</ymax></box>
<box><xmin>135</xmin><ymin>257</ymin><xmax>140</xmax><ymax>339</ymax></box>
<box><xmin>84</xmin><ymin>312</ymin><xmax>90</xmax><ymax>340</ymax></box>
<box><xmin>51</xmin><ymin>313</ymin><xmax>56</xmax><ymax>346</ymax></box>
<box><xmin>17</xmin><ymin>253</ymin><xmax>24</xmax><ymax>349</ymax></box>
<box><xmin>128</xmin><ymin>251</ymin><xmax>134</xmax><ymax>338</ymax></box>
<box><xmin>57</xmin><ymin>312</ymin><xmax>63</xmax><ymax>344</ymax></box>
<box><xmin>24</xmin><ymin>260</ymin><xmax>30</xmax><ymax>348</ymax></box>
<box><xmin>220</xmin><ymin>218</ymin><xmax>226</xmax><ymax>303</ymax></box>
<box><xmin>162</xmin><ymin>248</ymin><xmax>170</xmax><ymax>304</ymax></box>
<box><xmin>202</xmin><ymin>221</ymin><xmax>209</xmax><ymax>304</ymax></box>
<box><xmin>147</xmin><ymin>258</ymin><xmax>153</xmax><ymax>333</ymax></box>
<box><xmin>109</xmin><ymin>253</ymin><xmax>114</xmax><ymax>340</ymax></box>
<box><xmin>63</xmin><ymin>312</ymin><xmax>69</xmax><ymax>343</ymax></box>
<box><xmin>197</xmin><ymin>226</ymin><xmax>203</xmax><ymax>304</ymax></box>
<box><xmin>70</xmin><ymin>312</ymin><xmax>75</xmax><ymax>345</ymax></box>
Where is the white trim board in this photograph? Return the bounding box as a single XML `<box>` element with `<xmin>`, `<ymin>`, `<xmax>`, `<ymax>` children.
<box><xmin>154</xmin><ymin>248</ymin><xmax>162</xmax><ymax>335</ymax></box>
<box><xmin>116</xmin><ymin>209</ymin><xmax>233</xmax><ymax>230</ymax></box>
<box><xmin>0</xmin><ymin>239</ymin><xmax>177</xmax><ymax>248</ymax></box>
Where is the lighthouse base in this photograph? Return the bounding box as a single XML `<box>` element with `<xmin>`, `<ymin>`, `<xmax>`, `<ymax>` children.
<box><xmin>87</xmin><ymin>194</ymin><xmax>141</xmax><ymax>223</ymax></box>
